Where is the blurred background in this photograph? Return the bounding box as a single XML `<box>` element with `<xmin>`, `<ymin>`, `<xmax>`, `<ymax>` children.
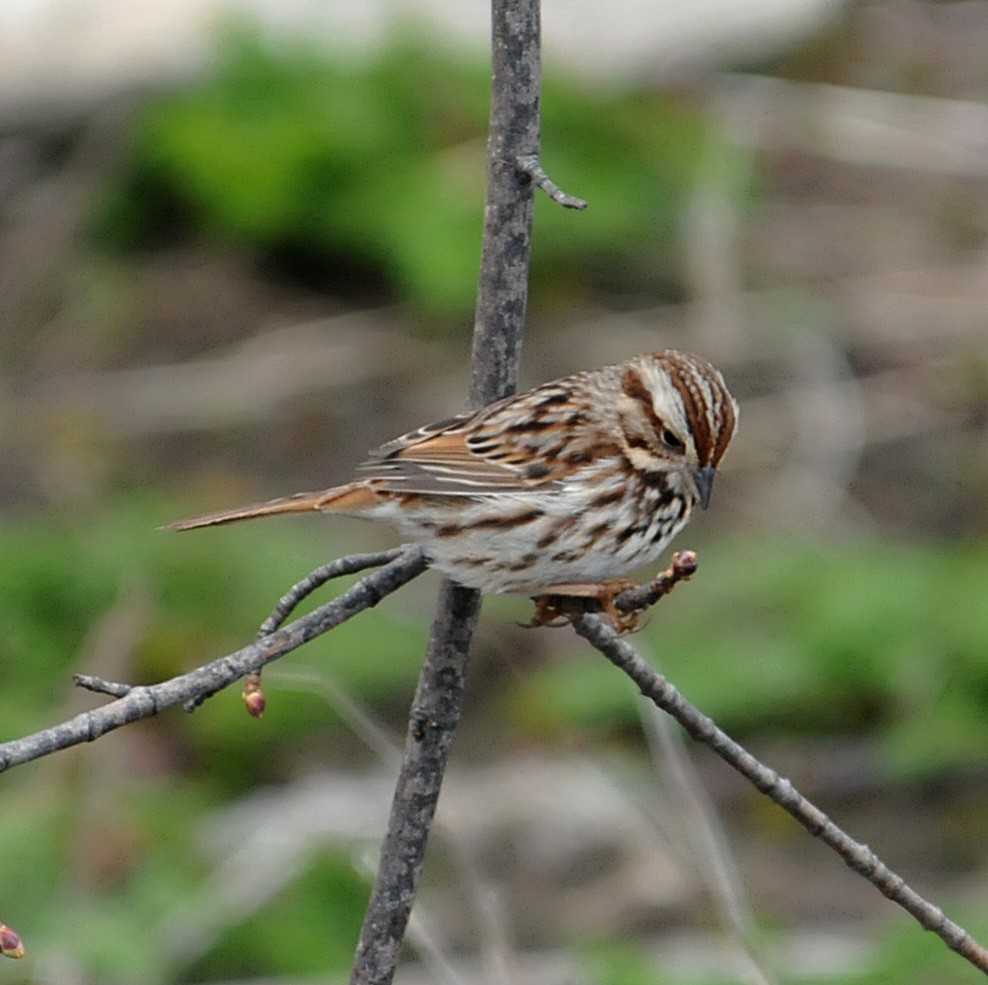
<box><xmin>1</xmin><ymin>0</ymin><xmax>987</xmax><ymax>982</ymax></box>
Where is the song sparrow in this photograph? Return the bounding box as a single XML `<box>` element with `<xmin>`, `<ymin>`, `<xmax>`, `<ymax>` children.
<box><xmin>167</xmin><ymin>350</ymin><xmax>738</xmax><ymax>622</ymax></box>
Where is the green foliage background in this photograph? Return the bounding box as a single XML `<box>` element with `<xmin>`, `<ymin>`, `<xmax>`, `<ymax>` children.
<box><xmin>2</xmin><ymin>497</ymin><xmax>986</xmax><ymax>983</ymax></box>
<box><xmin>99</xmin><ymin>28</ymin><xmax>715</xmax><ymax>318</ymax></box>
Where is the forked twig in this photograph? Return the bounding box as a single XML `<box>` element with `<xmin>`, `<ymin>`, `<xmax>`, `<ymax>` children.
<box><xmin>257</xmin><ymin>549</ymin><xmax>408</xmax><ymax>636</ymax></box>
<box><xmin>570</xmin><ymin>611</ymin><xmax>988</xmax><ymax>975</ymax></box>
<box><xmin>0</xmin><ymin>546</ymin><xmax>427</xmax><ymax>774</ymax></box>
<box><xmin>235</xmin><ymin>548</ymin><xmax>411</xmax><ymax>718</ymax></box>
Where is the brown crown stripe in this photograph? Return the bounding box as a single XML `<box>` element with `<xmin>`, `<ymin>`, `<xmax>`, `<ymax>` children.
<box><xmin>663</xmin><ymin>354</ymin><xmax>715</xmax><ymax>467</ymax></box>
<box><xmin>699</xmin><ymin>363</ymin><xmax>732</xmax><ymax>466</ymax></box>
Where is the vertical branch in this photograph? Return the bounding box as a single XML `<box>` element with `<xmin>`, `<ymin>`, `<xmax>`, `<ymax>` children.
<box><xmin>349</xmin><ymin>582</ymin><xmax>481</xmax><ymax>985</ymax></box>
<box><xmin>470</xmin><ymin>0</ymin><xmax>540</xmax><ymax>406</ymax></box>
<box><xmin>349</xmin><ymin>1</ymin><xmax>540</xmax><ymax>982</ymax></box>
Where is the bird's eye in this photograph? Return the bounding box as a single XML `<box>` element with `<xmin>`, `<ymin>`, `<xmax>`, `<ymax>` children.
<box><xmin>661</xmin><ymin>428</ymin><xmax>686</xmax><ymax>452</ymax></box>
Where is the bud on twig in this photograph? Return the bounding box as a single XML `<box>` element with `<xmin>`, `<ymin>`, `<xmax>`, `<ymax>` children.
<box><xmin>242</xmin><ymin>672</ymin><xmax>266</xmax><ymax>718</ymax></box>
<box><xmin>0</xmin><ymin>924</ymin><xmax>24</xmax><ymax>959</ymax></box>
<box><xmin>671</xmin><ymin>549</ymin><xmax>698</xmax><ymax>579</ymax></box>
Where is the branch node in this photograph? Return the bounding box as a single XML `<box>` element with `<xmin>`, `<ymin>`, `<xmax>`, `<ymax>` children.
<box><xmin>258</xmin><ymin>548</ymin><xmax>405</xmax><ymax>637</ymax></box>
<box><xmin>515</xmin><ymin>154</ymin><xmax>588</xmax><ymax>210</ymax></box>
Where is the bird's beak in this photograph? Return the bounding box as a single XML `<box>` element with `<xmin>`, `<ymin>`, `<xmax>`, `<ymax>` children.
<box><xmin>692</xmin><ymin>466</ymin><xmax>716</xmax><ymax>509</ymax></box>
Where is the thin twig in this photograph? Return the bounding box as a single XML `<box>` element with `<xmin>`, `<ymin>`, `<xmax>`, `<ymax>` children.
<box><xmin>238</xmin><ymin>549</ymin><xmax>410</xmax><ymax>718</ymax></box>
<box><xmin>614</xmin><ymin>549</ymin><xmax>699</xmax><ymax>613</ymax></box>
<box><xmin>528</xmin><ymin>551</ymin><xmax>698</xmax><ymax>631</ymax></box>
<box><xmin>73</xmin><ymin>675</ymin><xmax>133</xmax><ymax>698</ymax></box>
<box><xmin>258</xmin><ymin>549</ymin><xmax>407</xmax><ymax>635</ymax></box>
<box><xmin>515</xmin><ymin>154</ymin><xmax>588</xmax><ymax>210</ymax></box>
<box><xmin>0</xmin><ymin>547</ymin><xmax>427</xmax><ymax>774</ymax></box>
<box><xmin>207</xmin><ymin>547</ymin><xmax>421</xmax><ymax>715</ymax></box>
<box><xmin>571</xmin><ymin>613</ymin><xmax>988</xmax><ymax>976</ymax></box>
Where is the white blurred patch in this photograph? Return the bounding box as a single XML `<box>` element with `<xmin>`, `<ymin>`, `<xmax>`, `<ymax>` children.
<box><xmin>0</xmin><ymin>0</ymin><xmax>846</xmax><ymax>117</ymax></box>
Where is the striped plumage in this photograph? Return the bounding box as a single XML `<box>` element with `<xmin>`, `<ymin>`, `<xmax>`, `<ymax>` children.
<box><xmin>167</xmin><ymin>351</ymin><xmax>738</xmax><ymax>598</ymax></box>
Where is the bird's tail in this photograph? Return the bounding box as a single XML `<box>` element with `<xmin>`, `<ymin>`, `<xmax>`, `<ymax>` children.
<box><xmin>162</xmin><ymin>482</ymin><xmax>379</xmax><ymax>531</ymax></box>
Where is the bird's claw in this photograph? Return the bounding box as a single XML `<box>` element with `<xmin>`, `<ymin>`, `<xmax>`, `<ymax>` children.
<box><xmin>525</xmin><ymin>580</ymin><xmax>644</xmax><ymax>634</ymax></box>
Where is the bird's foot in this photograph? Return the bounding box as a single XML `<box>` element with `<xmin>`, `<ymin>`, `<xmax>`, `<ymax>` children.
<box><xmin>525</xmin><ymin>579</ymin><xmax>642</xmax><ymax>634</ymax></box>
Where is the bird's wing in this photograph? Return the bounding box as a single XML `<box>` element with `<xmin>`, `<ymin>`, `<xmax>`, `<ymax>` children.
<box><xmin>358</xmin><ymin>381</ymin><xmax>615</xmax><ymax>496</ymax></box>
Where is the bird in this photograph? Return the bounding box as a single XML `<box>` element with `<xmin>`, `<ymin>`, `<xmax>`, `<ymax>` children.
<box><xmin>166</xmin><ymin>350</ymin><xmax>738</xmax><ymax>625</ymax></box>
